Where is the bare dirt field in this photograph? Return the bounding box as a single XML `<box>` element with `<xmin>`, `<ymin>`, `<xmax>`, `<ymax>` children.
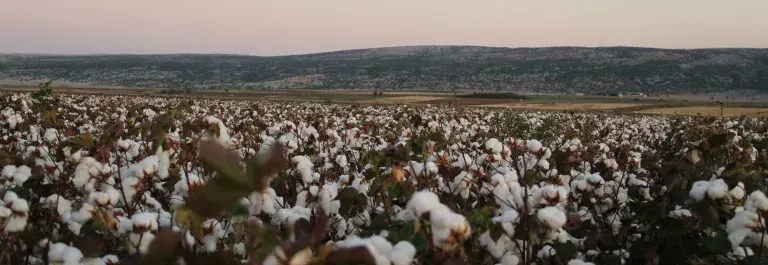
<box><xmin>4</xmin><ymin>86</ymin><xmax>768</xmax><ymax>116</ymax></box>
<box><xmin>633</xmin><ymin>107</ymin><xmax>768</xmax><ymax>117</ymax></box>
<box><xmin>419</xmin><ymin>98</ymin><xmax>515</xmax><ymax>105</ymax></box>
<box><xmin>481</xmin><ymin>103</ymin><xmax>641</xmax><ymax>110</ymax></box>
<box><xmin>354</xmin><ymin>96</ymin><xmax>446</xmax><ymax>104</ymax></box>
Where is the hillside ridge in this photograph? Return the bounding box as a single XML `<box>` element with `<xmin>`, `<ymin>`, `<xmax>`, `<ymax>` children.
<box><xmin>2</xmin><ymin>45</ymin><xmax>768</xmax><ymax>93</ymax></box>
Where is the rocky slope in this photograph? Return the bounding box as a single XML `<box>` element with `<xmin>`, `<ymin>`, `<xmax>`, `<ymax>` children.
<box><xmin>2</xmin><ymin>46</ymin><xmax>768</xmax><ymax>93</ymax></box>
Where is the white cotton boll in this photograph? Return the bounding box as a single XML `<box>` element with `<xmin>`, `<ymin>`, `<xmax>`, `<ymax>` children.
<box><xmin>309</xmin><ymin>185</ymin><xmax>320</xmax><ymax>196</ymax></box>
<box><xmin>70</xmin><ymin>204</ymin><xmax>95</xmax><ymax>223</ymax></box>
<box><xmin>426</xmin><ymin>161</ymin><xmax>439</xmax><ymax>174</ymax></box>
<box><xmin>1</xmin><ymin>165</ymin><xmax>17</xmax><ymax>179</ymax></box>
<box><xmin>669</xmin><ymin>207</ymin><xmax>693</xmax><ymax>219</ymax></box>
<box><xmin>731</xmin><ymin>246</ymin><xmax>754</xmax><ymax>259</ymax></box>
<box><xmin>88</xmin><ymin>192</ymin><xmax>110</xmax><ymax>206</ymax></box>
<box><xmin>730</xmin><ymin>183</ymin><xmax>746</xmax><ymax>200</ymax></box>
<box><xmin>587</xmin><ymin>174</ymin><xmax>603</xmax><ymax>185</ymax></box>
<box><xmin>158</xmin><ymin>211</ymin><xmax>172</xmax><ymax>228</ymax></box>
<box><xmin>13</xmin><ymin>171</ymin><xmax>30</xmax><ymax>186</ymax></box>
<box><xmin>233</xmin><ymin>242</ymin><xmax>246</xmax><ymax>256</ymax></box>
<box><xmin>409</xmin><ymin>161</ymin><xmax>425</xmax><ymax>177</ymax></box>
<box><xmin>44</xmin><ymin>128</ymin><xmax>58</xmax><ymax>142</ymax></box>
<box><xmin>5</xmin><ymin>215</ymin><xmax>28</xmax><ymax>232</ymax></box>
<box><xmin>707</xmin><ymin>179</ymin><xmax>728</xmax><ymax>199</ymax></box>
<box><xmin>296</xmin><ymin>191</ymin><xmax>309</xmax><ymax>207</ymax></box>
<box><xmin>10</xmin><ymin>198</ymin><xmax>29</xmax><ymax>213</ymax></box>
<box><xmin>537</xmin><ymin>245</ymin><xmax>556</xmax><ymax>259</ymax></box>
<box><xmin>102</xmin><ymin>255</ymin><xmax>119</xmax><ymax>264</ymax></box>
<box><xmin>389</xmin><ymin>241</ymin><xmax>417</xmax><ymax>265</ymax></box>
<box><xmin>48</xmin><ymin>243</ymin><xmax>84</xmax><ymax>265</ymax></box>
<box><xmin>567</xmin><ymin>260</ymin><xmax>595</xmax><ymax>265</ymax></box>
<box><xmin>69</xmin><ymin>149</ymin><xmax>83</xmax><ymax>163</ymax></box>
<box><xmin>335</xmin><ymin>155</ymin><xmax>348</xmax><ymax>168</ymax></box>
<box><xmin>689</xmin><ymin>181</ymin><xmax>710</xmax><ymax>201</ymax></box>
<box><xmin>156</xmin><ymin>150</ymin><xmax>170</xmax><ymax>180</ymax></box>
<box><xmin>617</xmin><ymin>192</ymin><xmax>628</xmax><ymax>203</ymax></box>
<box><xmin>87</xmin><ymin>164</ymin><xmax>103</xmax><ymax>177</ymax></box>
<box><xmin>716</xmin><ymin>167</ymin><xmax>725</xmax><ymax>176</ymax></box>
<box><xmin>485</xmin><ymin>138</ymin><xmax>500</xmax><ymax>150</ymax></box>
<box><xmin>527</xmin><ymin>140</ymin><xmax>543</xmax><ymax>153</ymax></box>
<box><xmin>406</xmin><ymin>191</ymin><xmax>442</xmax><ymax>216</ymax></box>
<box><xmin>494</xmin><ymin>209</ymin><xmax>520</xmax><ymax>223</ymax></box>
<box><xmin>105</xmin><ymin>188</ymin><xmax>121</xmax><ymax>206</ymax></box>
<box><xmin>745</xmin><ymin>191</ymin><xmax>768</xmax><ymax>212</ymax></box>
<box><xmin>499</xmin><ymin>253</ymin><xmax>520</xmax><ymax>265</ymax></box>
<box><xmin>3</xmin><ymin>191</ymin><xmax>18</xmax><ymax>205</ymax></box>
<box><xmin>537</xmin><ymin>159</ymin><xmax>550</xmax><ymax>170</ymax></box>
<box><xmin>24</xmin><ymin>256</ymin><xmax>43</xmax><ymax>265</ymax></box>
<box><xmin>80</xmin><ymin>258</ymin><xmax>106</xmax><ymax>265</ymax></box>
<box><xmin>537</xmin><ymin>207</ymin><xmax>567</xmax><ymax>230</ymax></box>
<box><xmin>42</xmin><ymin>194</ymin><xmax>71</xmax><ymax>217</ymax></box>
<box><xmin>182</xmin><ymin>231</ymin><xmax>196</xmax><ymax>249</ymax></box>
<box><xmin>131</xmin><ymin>212</ymin><xmax>159</xmax><ymax>231</ymax></box>
<box><xmin>203</xmin><ymin>234</ymin><xmax>218</xmax><ymax>252</ymax></box>
<box><xmin>728</xmin><ymin>228</ymin><xmax>751</xmax><ymax>249</ymax></box>
<box><xmin>340</xmin><ymin>174</ymin><xmax>350</xmax><ymax>184</ymax></box>
<box><xmin>122</xmin><ymin>177</ymin><xmax>140</xmax><ymax>204</ymax></box>
<box><xmin>368</xmin><ymin>235</ymin><xmax>394</xmax><ymax>255</ymax></box>
<box><xmin>0</xmin><ymin>206</ymin><xmax>11</xmax><ymax>218</ymax></box>
<box><xmin>129</xmin><ymin>232</ymin><xmax>155</xmax><ymax>254</ymax></box>
<box><xmin>73</xmin><ymin>163</ymin><xmax>92</xmax><ymax>189</ymax></box>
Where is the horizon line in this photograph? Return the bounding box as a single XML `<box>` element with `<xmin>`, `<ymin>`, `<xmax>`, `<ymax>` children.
<box><xmin>2</xmin><ymin>44</ymin><xmax>768</xmax><ymax>57</ymax></box>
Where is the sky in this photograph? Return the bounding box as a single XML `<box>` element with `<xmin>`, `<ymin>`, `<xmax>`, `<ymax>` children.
<box><xmin>1</xmin><ymin>0</ymin><xmax>767</xmax><ymax>56</ymax></box>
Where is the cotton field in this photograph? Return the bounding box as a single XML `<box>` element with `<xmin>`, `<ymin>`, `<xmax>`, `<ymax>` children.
<box><xmin>1</xmin><ymin>92</ymin><xmax>767</xmax><ymax>265</ymax></box>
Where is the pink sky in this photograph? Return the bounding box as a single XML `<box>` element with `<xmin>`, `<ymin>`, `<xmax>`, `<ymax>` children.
<box><xmin>1</xmin><ymin>0</ymin><xmax>767</xmax><ymax>55</ymax></box>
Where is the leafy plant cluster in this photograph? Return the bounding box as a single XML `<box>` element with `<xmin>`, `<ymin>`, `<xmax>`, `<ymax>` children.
<box><xmin>29</xmin><ymin>81</ymin><xmax>54</xmax><ymax>100</ymax></box>
<box><xmin>0</xmin><ymin>90</ymin><xmax>767</xmax><ymax>265</ymax></box>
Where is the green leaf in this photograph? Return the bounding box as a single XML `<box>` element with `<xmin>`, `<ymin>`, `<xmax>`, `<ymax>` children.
<box><xmin>594</xmin><ymin>253</ymin><xmax>622</xmax><ymax>265</ymax></box>
<box><xmin>411</xmin><ymin>233</ymin><xmax>428</xmax><ymax>252</ymax></box>
<box><xmin>389</xmin><ymin>221</ymin><xmax>415</xmax><ymax>243</ymax></box>
<box><xmin>227</xmin><ymin>202</ymin><xmax>249</xmax><ymax>218</ymax></box>
<box><xmin>524</xmin><ymin>170</ymin><xmax>540</xmax><ymax>187</ymax></box>
<box><xmin>708</xmin><ymin>133</ymin><xmax>728</xmax><ymax>148</ymax></box>
<box><xmin>692</xmin><ymin>201</ymin><xmax>719</xmax><ymax>228</ymax></box>
<box><xmin>489</xmin><ymin>222</ymin><xmax>506</xmax><ymax>241</ymax></box>
<box><xmin>372</xmin><ymin>215</ymin><xmax>388</xmax><ymax>229</ymax></box>
<box><xmin>338</xmin><ymin>188</ymin><xmax>367</xmax><ymax>216</ymax></box>
<box><xmin>552</xmin><ymin>242</ymin><xmax>577</xmax><ymax>261</ymax></box>
<box><xmin>467</xmin><ymin>206</ymin><xmax>493</xmax><ymax>229</ymax></box>
<box><xmin>698</xmin><ymin>232</ymin><xmax>731</xmax><ymax>255</ymax></box>
<box><xmin>387</xmin><ymin>184</ymin><xmax>405</xmax><ymax>200</ymax></box>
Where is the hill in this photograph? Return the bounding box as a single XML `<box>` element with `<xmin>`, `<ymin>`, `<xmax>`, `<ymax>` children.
<box><xmin>2</xmin><ymin>46</ymin><xmax>768</xmax><ymax>93</ymax></box>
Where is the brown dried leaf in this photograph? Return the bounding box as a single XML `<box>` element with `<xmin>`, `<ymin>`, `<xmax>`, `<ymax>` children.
<box><xmin>311</xmin><ymin>208</ymin><xmax>330</xmax><ymax>243</ymax></box>
<box><xmin>246</xmin><ymin>144</ymin><xmax>287</xmax><ymax>192</ymax></box>
<box><xmin>141</xmin><ymin>228</ymin><xmax>183</xmax><ymax>265</ymax></box>
<box><xmin>199</xmin><ymin>139</ymin><xmax>245</xmax><ymax>184</ymax></box>
<box><xmin>393</xmin><ymin>163</ymin><xmax>407</xmax><ymax>182</ymax></box>
<box><xmin>188</xmin><ymin>140</ymin><xmax>286</xmax><ymax>218</ymax></box>
<box><xmin>686</xmin><ymin>150</ymin><xmax>701</xmax><ymax>165</ymax></box>
<box><xmin>323</xmin><ymin>246</ymin><xmax>377</xmax><ymax>265</ymax></box>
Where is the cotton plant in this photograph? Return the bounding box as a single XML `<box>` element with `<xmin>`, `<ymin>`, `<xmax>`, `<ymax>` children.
<box><xmin>1</xmin><ymin>91</ymin><xmax>768</xmax><ymax>264</ymax></box>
